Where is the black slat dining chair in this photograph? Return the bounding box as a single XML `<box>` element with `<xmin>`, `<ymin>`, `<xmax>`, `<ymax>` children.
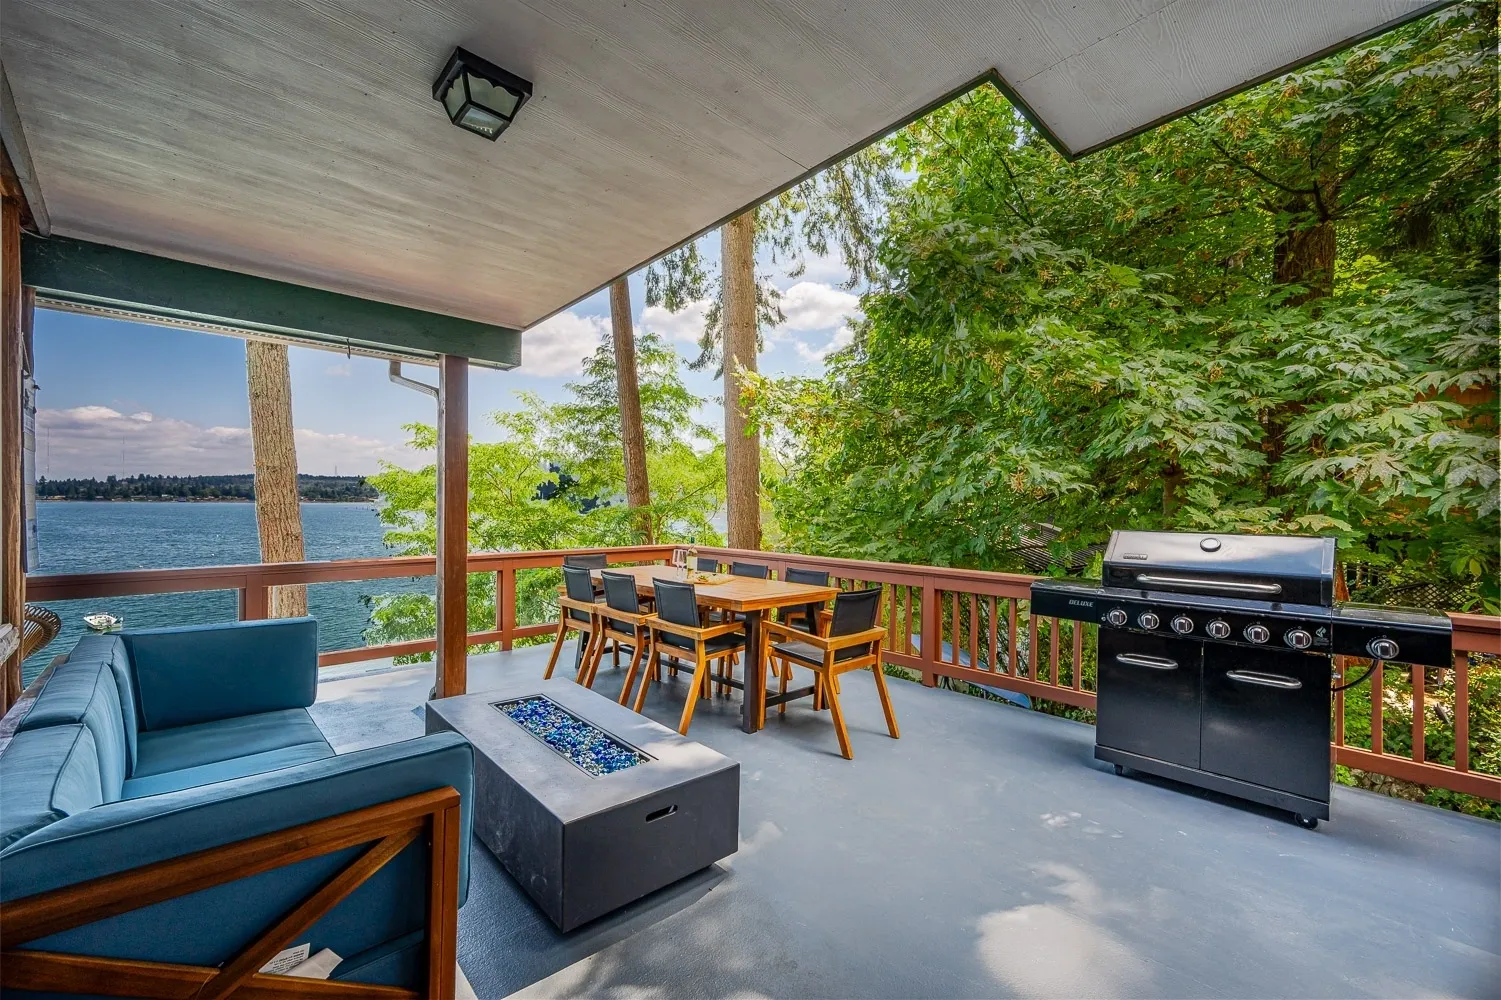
<box><xmin>587</xmin><ymin>570</ymin><xmax>657</xmax><ymax>706</ymax></box>
<box><xmin>730</xmin><ymin>561</ymin><xmax>769</xmax><ymax>579</ymax></box>
<box><xmin>639</xmin><ymin>579</ymin><xmax>746</xmax><ymax>735</ymax></box>
<box><xmin>782</xmin><ymin>567</ymin><xmax>832</xmax><ymax>634</ymax></box>
<box><xmin>761</xmin><ymin>587</ymin><xmax>898</xmax><ymax>759</ymax></box>
<box><xmin>544</xmin><ymin>564</ymin><xmax>605</xmax><ymax>681</ymax></box>
<box><xmin>695</xmin><ymin>556</ymin><xmax>720</xmax><ymax>572</ymax></box>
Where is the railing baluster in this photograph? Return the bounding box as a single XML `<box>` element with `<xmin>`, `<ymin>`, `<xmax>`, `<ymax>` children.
<box><xmin>904</xmin><ymin>586</ymin><xmax>914</xmax><ymax>659</ymax></box>
<box><xmin>1371</xmin><ymin>659</ymin><xmax>1383</xmax><ymax>756</ymax></box>
<box><xmin>987</xmin><ymin>596</ymin><xmax>998</xmax><ymax>674</ymax></box>
<box><xmin>1008</xmin><ymin>599</ymin><xmax>1018</xmax><ymax>674</ymax></box>
<box><xmin>949</xmin><ymin>590</ymin><xmax>959</xmax><ymax>665</ymax></box>
<box><xmin>1048</xmin><ymin>617</ymin><xmax>1059</xmax><ymax>686</ymax></box>
<box><xmin>886</xmin><ymin>585</ymin><xmax>898</xmax><ymax>652</ymax></box>
<box><xmin>967</xmin><ymin>593</ymin><xmax>978</xmax><ymax>672</ymax></box>
<box><xmin>1026</xmin><ymin>608</ymin><xmax>1037</xmax><ymax>681</ymax></box>
<box><xmin>1072</xmin><ymin>621</ymin><xmax>1083</xmax><ymax>691</ymax></box>
<box><xmin>1454</xmin><ymin>651</ymin><xmax>1470</xmax><ymax>773</ymax></box>
<box><xmin>239</xmin><ymin>584</ymin><xmax>269</xmax><ymax>621</ymax></box>
<box><xmin>919</xmin><ymin>581</ymin><xmax>938</xmax><ymax>687</ymax></box>
<box><xmin>1411</xmin><ymin>664</ymin><xmax>1425</xmax><ymax>764</ymax></box>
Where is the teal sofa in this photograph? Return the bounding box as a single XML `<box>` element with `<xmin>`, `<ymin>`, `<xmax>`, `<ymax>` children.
<box><xmin>0</xmin><ymin>618</ymin><xmax>473</xmax><ymax>998</ymax></box>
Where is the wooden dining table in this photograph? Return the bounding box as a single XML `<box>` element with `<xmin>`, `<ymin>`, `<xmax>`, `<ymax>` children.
<box><xmin>590</xmin><ymin>564</ymin><xmax>840</xmax><ymax>733</ymax></box>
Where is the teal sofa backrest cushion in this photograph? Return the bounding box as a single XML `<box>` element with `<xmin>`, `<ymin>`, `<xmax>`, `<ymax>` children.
<box><xmin>63</xmin><ymin>633</ymin><xmax>139</xmax><ymax>768</ymax></box>
<box><xmin>0</xmin><ymin>724</ymin><xmax>109</xmax><ymax>847</ymax></box>
<box><xmin>16</xmin><ymin>657</ymin><xmax>130</xmax><ymax>795</ymax></box>
<box><xmin>124</xmin><ymin>617</ymin><xmax>318</xmax><ymax>731</ymax></box>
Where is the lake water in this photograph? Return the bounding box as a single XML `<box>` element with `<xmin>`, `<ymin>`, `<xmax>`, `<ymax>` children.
<box><xmin>23</xmin><ymin>501</ymin><xmax>431</xmax><ymax>684</ymax></box>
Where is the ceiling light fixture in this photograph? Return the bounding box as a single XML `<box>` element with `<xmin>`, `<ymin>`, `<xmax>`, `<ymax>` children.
<box><xmin>433</xmin><ymin>47</ymin><xmax>532</xmax><ymax>141</ymax></box>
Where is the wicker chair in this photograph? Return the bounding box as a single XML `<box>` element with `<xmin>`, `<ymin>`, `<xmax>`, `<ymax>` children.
<box><xmin>20</xmin><ymin>604</ymin><xmax>62</xmax><ymax>662</ymax></box>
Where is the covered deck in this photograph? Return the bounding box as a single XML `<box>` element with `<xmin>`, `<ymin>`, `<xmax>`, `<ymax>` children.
<box><xmin>314</xmin><ymin>645</ymin><xmax>1500</xmax><ymax>999</ymax></box>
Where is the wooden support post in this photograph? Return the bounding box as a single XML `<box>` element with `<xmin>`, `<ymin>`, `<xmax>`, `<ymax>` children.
<box><xmin>0</xmin><ymin>197</ymin><xmax>22</xmax><ymax>711</ymax></box>
<box><xmin>498</xmin><ymin>567</ymin><xmax>516</xmax><ymax>651</ymax></box>
<box><xmin>434</xmin><ymin>355</ymin><xmax>468</xmax><ymax>698</ymax></box>
<box><xmin>918</xmin><ymin>579</ymin><xmax>938</xmax><ymax>687</ymax></box>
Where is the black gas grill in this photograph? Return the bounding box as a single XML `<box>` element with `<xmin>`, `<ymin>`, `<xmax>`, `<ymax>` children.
<box><xmin>1032</xmin><ymin>530</ymin><xmax>1452</xmax><ymax>828</ymax></box>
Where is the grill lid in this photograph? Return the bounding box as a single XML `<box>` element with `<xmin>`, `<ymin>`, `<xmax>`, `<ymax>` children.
<box><xmin>1102</xmin><ymin>531</ymin><xmax>1336</xmax><ymax>607</ymax></box>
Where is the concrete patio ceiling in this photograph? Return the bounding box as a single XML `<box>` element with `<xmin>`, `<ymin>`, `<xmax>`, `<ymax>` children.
<box><xmin>1</xmin><ymin>0</ymin><xmax>1442</xmax><ymax>336</ymax></box>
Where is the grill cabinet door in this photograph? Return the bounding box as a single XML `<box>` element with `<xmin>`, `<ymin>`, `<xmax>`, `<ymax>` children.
<box><xmin>1096</xmin><ymin>630</ymin><xmax>1202</xmax><ymax>768</ymax></box>
<box><xmin>1200</xmin><ymin>646</ymin><xmax>1331</xmax><ymax>802</ymax></box>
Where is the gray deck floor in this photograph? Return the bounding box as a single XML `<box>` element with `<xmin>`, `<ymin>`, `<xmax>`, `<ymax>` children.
<box><xmin>312</xmin><ymin>645</ymin><xmax>1501</xmax><ymax>999</ymax></box>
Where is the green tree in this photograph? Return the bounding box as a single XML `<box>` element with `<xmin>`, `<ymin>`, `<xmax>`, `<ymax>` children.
<box><xmin>364</xmin><ymin>332</ymin><xmax>724</xmax><ymax>658</ymax></box>
<box><xmin>749</xmin><ymin>4</ymin><xmax>1497</xmax><ymax>605</ymax></box>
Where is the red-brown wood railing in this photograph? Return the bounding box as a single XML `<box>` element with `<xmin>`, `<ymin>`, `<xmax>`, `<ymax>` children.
<box><xmin>26</xmin><ymin>544</ymin><xmax>1501</xmax><ymax>800</ymax></box>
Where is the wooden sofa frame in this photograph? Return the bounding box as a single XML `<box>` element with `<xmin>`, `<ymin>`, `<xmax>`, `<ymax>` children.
<box><xmin>0</xmin><ymin>788</ymin><xmax>462</xmax><ymax>999</ymax></box>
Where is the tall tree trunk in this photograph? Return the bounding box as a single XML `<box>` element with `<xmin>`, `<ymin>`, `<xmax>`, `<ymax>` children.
<box><xmin>1263</xmin><ymin>124</ymin><xmax>1342</xmax><ymax>491</ymax></box>
<box><xmin>610</xmin><ymin>278</ymin><xmax>653</xmax><ymax>543</ymax></box>
<box><xmin>721</xmin><ymin>210</ymin><xmax>761</xmax><ymax>550</ymax></box>
<box><xmin>246</xmin><ymin>340</ymin><xmax>307</xmax><ymax>617</ymax></box>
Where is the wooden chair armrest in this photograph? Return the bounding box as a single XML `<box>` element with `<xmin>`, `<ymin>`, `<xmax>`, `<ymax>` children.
<box><xmin>646</xmin><ymin>616</ymin><xmax>745</xmax><ymax>642</ymax></box>
<box><xmin>766</xmin><ymin>625</ymin><xmax>886</xmax><ymax>651</ymax></box>
<box><xmin>557</xmin><ymin>596</ymin><xmax>602</xmax><ymax>616</ymax></box>
<box><xmin>599</xmin><ymin>607</ymin><xmax>654</xmax><ymax>626</ymax></box>
<box><xmin>823</xmin><ymin>626</ymin><xmax>887</xmax><ymax>651</ymax></box>
<box><xmin>762</xmin><ymin>620</ymin><xmax>814</xmax><ymax>643</ymax></box>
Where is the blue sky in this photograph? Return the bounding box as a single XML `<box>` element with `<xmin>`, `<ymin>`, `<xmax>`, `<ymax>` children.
<box><xmin>34</xmin><ymin>241</ymin><xmax>861</xmax><ymax>479</ymax></box>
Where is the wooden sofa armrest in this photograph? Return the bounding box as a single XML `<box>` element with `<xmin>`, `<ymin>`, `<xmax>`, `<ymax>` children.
<box><xmin>0</xmin><ymin>789</ymin><xmax>462</xmax><ymax>1000</ymax></box>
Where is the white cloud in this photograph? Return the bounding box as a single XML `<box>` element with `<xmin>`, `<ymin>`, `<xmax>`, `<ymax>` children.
<box><xmin>639</xmin><ymin>299</ymin><xmax>711</xmax><ymax>345</ymax></box>
<box><xmin>324</xmin><ymin>362</ymin><xmax>352</xmax><ymax>377</ymax></box>
<box><xmin>794</xmin><ymin>325</ymin><xmax>855</xmax><ymax>364</ymax></box>
<box><xmin>36</xmin><ymin>406</ymin><xmax>417</xmax><ymax>478</ymax></box>
<box><xmin>778</xmin><ymin>281</ymin><xmax>861</xmax><ymax>332</ymax></box>
<box><xmin>518</xmin><ymin>311</ymin><xmax>608</xmax><ymax>377</ymax></box>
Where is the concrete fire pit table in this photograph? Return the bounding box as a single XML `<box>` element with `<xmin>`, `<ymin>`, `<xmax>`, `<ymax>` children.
<box><xmin>426</xmin><ymin>677</ymin><xmax>739</xmax><ymax>931</ymax></box>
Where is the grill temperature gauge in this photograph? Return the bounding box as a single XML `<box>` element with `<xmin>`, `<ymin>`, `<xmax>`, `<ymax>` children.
<box><xmin>1104</xmin><ymin>608</ymin><xmax>1128</xmax><ymax>627</ymax></box>
<box><xmin>1244</xmin><ymin>623</ymin><xmax>1271</xmax><ymax>644</ymax></box>
<box><xmin>1137</xmin><ymin>612</ymin><xmax>1160</xmax><ymax>630</ymax></box>
<box><xmin>1205</xmin><ymin>619</ymin><xmax>1231</xmax><ymax>639</ymax></box>
<box><xmin>1170</xmin><ymin>615</ymin><xmax>1194</xmax><ymax>634</ymax></box>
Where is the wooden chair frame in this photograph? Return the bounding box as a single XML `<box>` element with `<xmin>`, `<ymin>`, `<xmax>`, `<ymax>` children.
<box><xmin>636</xmin><ymin>616</ymin><xmax>746</xmax><ymax>735</ymax></box>
<box><xmin>581</xmin><ymin>605</ymin><xmax>656</xmax><ymax>706</ymax></box>
<box><xmin>0</xmin><ymin>788</ymin><xmax>463</xmax><ymax>999</ymax></box>
<box><xmin>543</xmin><ymin>594</ymin><xmax>604</xmax><ymax>682</ymax></box>
<box><xmin>761</xmin><ymin>620</ymin><xmax>899</xmax><ymax>759</ymax></box>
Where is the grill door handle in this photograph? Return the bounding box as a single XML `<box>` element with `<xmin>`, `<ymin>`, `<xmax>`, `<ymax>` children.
<box><xmin>1114</xmin><ymin>652</ymin><xmax>1178</xmax><ymax>671</ymax></box>
<box><xmin>1133</xmin><ymin>574</ymin><xmax>1283</xmax><ymax>596</ymax></box>
<box><xmin>1225</xmin><ymin>670</ymin><xmax>1302</xmax><ymax>690</ymax></box>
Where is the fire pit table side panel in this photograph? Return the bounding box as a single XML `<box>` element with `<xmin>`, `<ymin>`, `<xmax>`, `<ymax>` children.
<box><xmin>425</xmin><ymin>678</ymin><xmax>740</xmax><ymax>931</ymax></box>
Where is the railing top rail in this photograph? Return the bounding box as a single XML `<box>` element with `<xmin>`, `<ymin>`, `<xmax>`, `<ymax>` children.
<box><xmin>692</xmin><ymin>545</ymin><xmax>1041</xmax><ymax>588</ymax></box>
<box><xmin>22</xmin><ymin>543</ymin><xmax>1499</xmax><ymax>652</ymax></box>
<box><xmin>24</xmin><ymin>544</ymin><xmax>678</xmax><ymax>599</ymax></box>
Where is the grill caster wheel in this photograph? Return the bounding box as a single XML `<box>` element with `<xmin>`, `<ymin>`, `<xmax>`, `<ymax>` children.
<box><xmin>1113</xmin><ymin>764</ymin><xmax>1125</xmax><ymax>776</ymax></box>
<box><xmin>1293</xmin><ymin>814</ymin><xmax>1319</xmax><ymax>830</ymax></box>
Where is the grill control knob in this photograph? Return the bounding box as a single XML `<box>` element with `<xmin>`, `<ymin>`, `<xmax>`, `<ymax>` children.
<box><xmin>1284</xmin><ymin>628</ymin><xmax>1313</xmax><ymax>650</ymax></box>
<box><xmin>1368</xmin><ymin>636</ymin><xmax>1400</xmax><ymax>660</ymax></box>
<box><xmin>1137</xmin><ymin>611</ymin><xmax>1160</xmax><ymax>630</ymax></box>
<box><xmin>1104</xmin><ymin>608</ymin><xmax>1128</xmax><ymax>627</ymax></box>
<box><xmin>1171</xmin><ymin>615</ymin><xmax>1194</xmax><ymax>635</ymax></box>
<box><xmin>1205</xmin><ymin>619</ymin><xmax>1231</xmax><ymax>640</ymax></box>
<box><xmin>1244</xmin><ymin>623</ymin><xmax>1271</xmax><ymax>644</ymax></box>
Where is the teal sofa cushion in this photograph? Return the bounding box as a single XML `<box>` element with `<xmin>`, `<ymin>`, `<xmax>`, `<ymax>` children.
<box><xmin>61</xmin><ymin>633</ymin><xmax>140</xmax><ymax>770</ymax></box>
<box><xmin>123</xmin><ymin>743</ymin><xmax>335</xmax><ymax>798</ymax></box>
<box><xmin>132</xmin><ymin>707</ymin><xmax>331</xmax><ymax>778</ymax></box>
<box><xmin>0</xmin><ymin>733</ymin><xmax>474</xmax><ymax>989</ymax></box>
<box><xmin>0</xmin><ymin>725</ymin><xmax>108</xmax><ymax>848</ymax></box>
<box><xmin>17</xmin><ymin>658</ymin><xmax>130</xmax><ymax>796</ymax></box>
<box><xmin>124</xmin><ymin>617</ymin><xmax>318</xmax><ymax>730</ymax></box>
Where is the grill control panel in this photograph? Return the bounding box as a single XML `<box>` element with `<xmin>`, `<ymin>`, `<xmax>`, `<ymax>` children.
<box><xmin>1029</xmin><ymin>579</ymin><xmax>1452</xmax><ymax>665</ymax></box>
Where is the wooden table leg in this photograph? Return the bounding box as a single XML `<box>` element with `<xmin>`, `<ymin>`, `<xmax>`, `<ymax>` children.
<box><xmin>741</xmin><ymin>610</ymin><xmax>763</xmax><ymax>734</ymax></box>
